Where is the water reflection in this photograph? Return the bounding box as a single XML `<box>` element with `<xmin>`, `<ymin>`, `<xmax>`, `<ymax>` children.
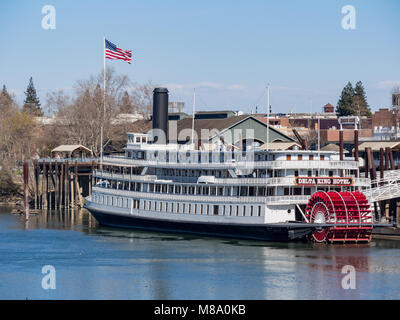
<box><xmin>16</xmin><ymin>208</ymin><xmax>98</xmax><ymax>233</ymax></box>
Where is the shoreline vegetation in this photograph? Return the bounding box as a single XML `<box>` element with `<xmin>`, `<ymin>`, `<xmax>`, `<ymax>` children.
<box><xmin>0</xmin><ymin>167</ymin><xmax>23</xmax><ymax>206</ymax></box>
<box><xmin>0</xmin><ymin>68</ymin><xmax>154</xmax><ymax>207</ymax></box>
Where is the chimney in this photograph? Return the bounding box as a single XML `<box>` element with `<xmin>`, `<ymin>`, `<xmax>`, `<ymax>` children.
<box><xmin>152</xmin><ymin>88</ymin><xmax>169</xmax><ymax>144</ymax></box>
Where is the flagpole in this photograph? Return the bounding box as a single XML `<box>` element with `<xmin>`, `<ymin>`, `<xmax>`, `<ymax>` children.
<box><xmin>266</xmin><ymin>83</ymin><xmax>270</xmax><ymax>152</ymax></box>
<box><xmin>101</xmin><ymin>37</ymin><xmax>106</xmax><ymax>170</ymax></box>
<box><xmin>191</xmin><ymin>88</ymin><xmax>196</xmax><ymax>149</ymax></box>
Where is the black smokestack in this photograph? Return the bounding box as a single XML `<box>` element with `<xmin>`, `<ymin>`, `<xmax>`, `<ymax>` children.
<box><xmin>152</xmin><ymin>88</ymin><xmax>169</xmax><ymax>144</ymax></box>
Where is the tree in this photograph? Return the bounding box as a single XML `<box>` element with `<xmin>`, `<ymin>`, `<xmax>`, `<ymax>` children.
<box><xmin>0</xmin><ymin>85</ymin><xmax>18</xmax><ymax>120</ymax></box>
<box><xmin>353</xmin><ymin>81</ymin><xmax>371</xmax><ymax>117</ymax></box>
<box><xmin>119</xmin><ymin>91</ymin><xmax>135</xmax><ymax>114</ymax></box>
<box><xmin>52</xmin><ymin>67</ymin><xmax>130</xmax><ymax>156</ymax></box>
<box><xmin>336</xmin><ymin>81</ymin><xmax>371</xmax><ymax>117</ymax></box>
<box><xmin>131</xmin><ymin>81</ymin><xmax>155</xmax><ymax>116</ymax></box>
<box><xmin>23</xmin><ymin>77</ymin><xmax>43</xmax><ymax>116</ymax></box>
<box><xmin>336</xmin><ymin>82</ymin><xmax>355</xmax><ymax>117</ymax></box>
<box><xmin>0</xmin><ymin>111</ymin><xmax>37</xmax><ymax>164</ymax></box>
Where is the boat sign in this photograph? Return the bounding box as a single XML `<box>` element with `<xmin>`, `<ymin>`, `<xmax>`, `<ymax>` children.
<box><xmin>294</xmin><ymin>177</ymin><xmax>353</xmax><ymax>186</ymax></box>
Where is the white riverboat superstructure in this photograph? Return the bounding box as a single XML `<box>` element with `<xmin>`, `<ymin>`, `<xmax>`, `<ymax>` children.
<box><xmin>85</xmin><ymin>88</ymin><xmax>374</xmax><ymax>242</ymax></box>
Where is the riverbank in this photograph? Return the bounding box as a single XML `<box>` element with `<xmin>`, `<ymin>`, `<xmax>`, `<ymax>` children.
<box><xmin>0</xmin><ymin>166</ymin><xmax>23</xmax><ymax>206</ymax></box>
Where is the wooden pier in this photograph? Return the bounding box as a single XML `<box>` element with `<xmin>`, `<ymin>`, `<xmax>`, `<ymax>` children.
<box><xmin>32</xmin><ymin>159</ymin><xmax>99</xmax><ymax>209</ymax></box>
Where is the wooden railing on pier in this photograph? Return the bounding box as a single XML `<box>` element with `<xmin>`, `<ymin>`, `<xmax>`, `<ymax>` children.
<box><xmin>33</xmin><ymin>158</ymin><xmax>100</xmax><ymax>209</ymax></box>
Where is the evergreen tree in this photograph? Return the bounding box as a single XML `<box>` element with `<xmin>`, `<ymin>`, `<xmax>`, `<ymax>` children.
<box><xmin>336</xmin><ymin>82</ymin><xmax>354</xmax><ymax>117</ymax></box>
<box><xmin>23</xmin><ymin>77</ymin><xmax>43</xmax><ymax>116</ymax></box>
<box><xmin>0</xmin><ymin>85</ymin><xmax>18</xmax><ymax>118</ymax></box>
<box><xmin>353</xmin><ymin>81</ymin><xmax>371</xmax><ymax>117</ymax></box>
<box><xmin>336</xmin><ymin>81</ymin><xmax>371</xmax><ymax>117</ymax></box>
<box><xmin>0</xmin><ymin>85</ymin><xmax>13</xmax><ymax>105</ymax></box>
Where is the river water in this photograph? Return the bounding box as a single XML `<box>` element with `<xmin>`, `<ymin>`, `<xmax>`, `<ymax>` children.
<box><xmin>0</xmin><ymin>206</ymin><xmax>399</xmax><ymax>300</ymax></box>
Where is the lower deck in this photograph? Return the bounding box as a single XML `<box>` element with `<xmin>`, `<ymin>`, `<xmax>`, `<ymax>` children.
<box><xmin>88</xmin><ymin>189</ymin><xmax>298</xmax><ymax>224</ymax></box>
<box><xmin>85</xmin><ymin>204</ymin><xmax>315</xmax><ymax>242</ymax></box>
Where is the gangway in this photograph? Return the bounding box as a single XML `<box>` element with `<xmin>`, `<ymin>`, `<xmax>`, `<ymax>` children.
<box><xmin>364</xmin><ymin>169</ymin><xmax>400</xmax><ymax>203</ymax></box>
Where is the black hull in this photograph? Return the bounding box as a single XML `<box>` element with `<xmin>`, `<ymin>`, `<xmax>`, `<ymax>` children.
<box><xmin>87</xmin><ymin>207</ymin><xmax>315</xmax><ymax>242</ymax></box>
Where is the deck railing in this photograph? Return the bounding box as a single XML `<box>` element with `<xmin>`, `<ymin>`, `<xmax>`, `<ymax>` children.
<box><xmin>92</xmin><ymin>186</ymin><xmax>311</xmax><ymax>205</ymax></box>
<box><xmin>93</xmin><ymin>170</ymin><xmax>370</xmax><ymax>187</ymax></box>
<box><xmin>103</xmin><ymin>156</ymin><xmax>359</xmax><ymax>170</ymax></box>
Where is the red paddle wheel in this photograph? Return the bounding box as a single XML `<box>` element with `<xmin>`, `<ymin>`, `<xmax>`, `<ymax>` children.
<box><xmin>305</xmin><ymin>191</ymin><xmax>373</xmax><ymax>243</ymax></box>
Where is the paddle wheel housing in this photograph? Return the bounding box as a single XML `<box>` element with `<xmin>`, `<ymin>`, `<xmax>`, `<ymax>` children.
<box><xmin>305</xmin><ymin>191</ymin><xmax>373</xmax><ymax>243</ymax></box>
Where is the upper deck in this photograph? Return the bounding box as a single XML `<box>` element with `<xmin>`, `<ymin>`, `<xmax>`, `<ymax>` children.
<box><xmin>104</xmin><ymin>149</ymin><xmax>361</xmax><ymax>171</ymax></box>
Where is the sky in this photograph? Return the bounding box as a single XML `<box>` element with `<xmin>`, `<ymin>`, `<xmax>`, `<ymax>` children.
<box><xmin>0</xmin><ymin>0</ymin><xmax>399</xmax><ymax>115</ymax></box>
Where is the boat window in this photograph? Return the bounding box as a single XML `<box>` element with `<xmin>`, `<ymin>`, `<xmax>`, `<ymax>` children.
<box><xmin>240</xmin><ymin>186</ymin><xmax>248</xmax><ymax>196</ymax></box>
<box><xmin>232</xmin><ymin>187</ymin><xmax>239</xmax><ymax>196</ymax></box>
<box><xmin>298</xmin><ymin>155</ymin><xmax>303</xmax><ymax>160</ymax></box>
<box><xmin>243</xmin><ymin>206</ymin><xmax>246</xmax><ymax>216</ymax></box>
<box><xmin>309</xmin><ymin>155</ymin><xmax>314</xmax><ymax>161</ymax></box>
<box><xmin>249</xmin><ymin>187</ymin><xmax>255</xmax><ymax>196</ymax></box>
<box><xmin>213</xmin><ymin>205</ymin><xmax>219</xmax><ymax>216</ymax></box>
<box><xmin>286</xmin><ymin>155</ymin><xmax>291</xmax><ymax>161</ymax></box>
<box><xmin>258</xmin><ymin>206</ymin><xmax>261</xmax><ymax>217</ymax></box>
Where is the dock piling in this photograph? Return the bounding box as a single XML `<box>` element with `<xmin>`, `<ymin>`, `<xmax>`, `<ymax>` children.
<box><xmin>23</xmin><ymin>162</ymin><xmax>30</xmax><ymax>220</ymax></box>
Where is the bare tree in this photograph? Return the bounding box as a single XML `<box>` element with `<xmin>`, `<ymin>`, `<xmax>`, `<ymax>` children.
<box><xmin>48</xmin><ymin>67</ymin><xmax>131</xmax><ymax>156</ymax></box>
<box><xmin>130</xmin><ymin>80</ymin><xmax>155</xmax><ymax>116</ymax></box>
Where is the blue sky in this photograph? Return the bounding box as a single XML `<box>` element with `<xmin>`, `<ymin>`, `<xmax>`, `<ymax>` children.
<box><xmin>0</xmin><ymin>0</ymin><xmax>399</xmax><ymax>114</ymax></box>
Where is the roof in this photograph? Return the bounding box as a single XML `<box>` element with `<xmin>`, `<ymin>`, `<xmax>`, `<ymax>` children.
<box><xmin>357</xmin><ymin>141</ymin><xmax>400</xmax><ymax>152</ymax></box>
<box><xmin>176</xmin><ymin>115</ymin><xmax>294</xmax><ymax>142</ymax></box>
<box><xmin>259</xmin><ymin>141</ymin><xmax>302</xmax><ymax>151</ymax></box>
<box><xmin>51</xmin><ymin>145</ymin><xmax>91</xmax><ymax>153</ymax></box>
<box><xmin>320</xmin><ymin>143</ymin><xmax>349</xmax><ymax>153</ymax></box>
<box><xmin>129</xmin><ymin>119</ymin><xmax>153</xmax><ymax>133</ymax></box>
<box><xmin>196</xmin><ymin>110</ymin><xmax>236</xmax><ymax>114</ymax></box>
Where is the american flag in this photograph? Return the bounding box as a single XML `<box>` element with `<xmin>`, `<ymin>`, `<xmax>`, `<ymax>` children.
<box><xmin>105</xmin><ymin>39</ymin><xmax>132</xmax><ymax>64</ymax></box>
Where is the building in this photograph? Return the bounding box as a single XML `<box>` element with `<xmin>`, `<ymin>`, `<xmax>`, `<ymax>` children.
<box><xmin>372</xmin><ymin>108</ymin><xmax>400</xmax><ymax>140</ymax></box>
<box><xmin>323</xmin><ymin>103</ymin><xmax>335</xmax><ymax>113</ymax></box>
<box><xmin>51</xmin><ymin>145</ymin><xmax>92</xmax><ymax>158</ymax></box>
<box><xmin>393</xmin><ymin>93</ymin><xmax>400</xmax><ymax>106</ymax></box>
<box><xmin>175</xmin><ymin>115</ymin><xmax>295</xmax><ymax>149</ymax></box>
